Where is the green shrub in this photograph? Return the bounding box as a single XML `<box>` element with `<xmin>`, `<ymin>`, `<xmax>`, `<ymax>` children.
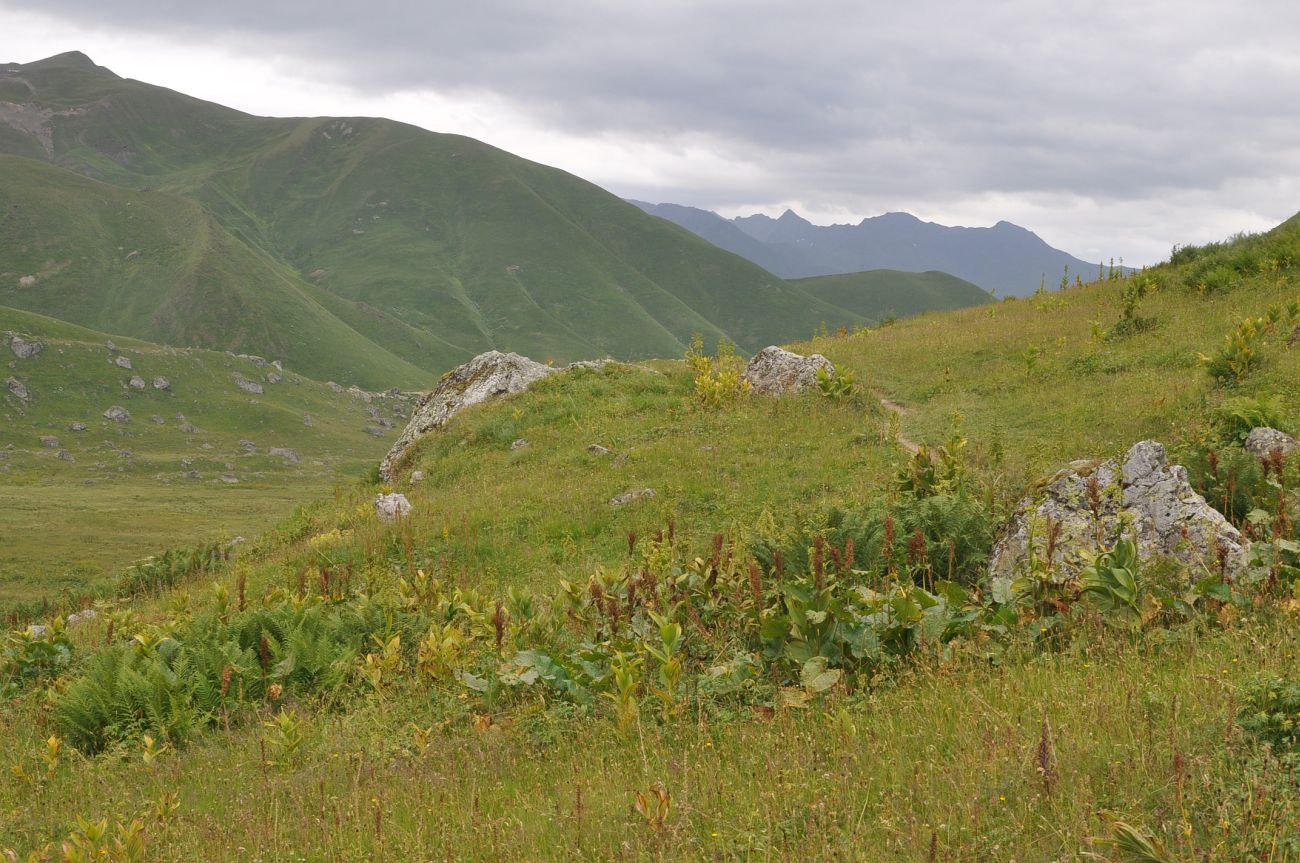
<box><xmin>1239</xmin><ymin>677</ymin><xmax>1300</xmax><ymax>763</ymax></box>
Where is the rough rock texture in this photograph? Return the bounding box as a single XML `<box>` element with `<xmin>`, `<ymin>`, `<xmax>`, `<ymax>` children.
<box><xmin>6</xmin><ymin>376</ymin><xmax>29</xmax><ymax>400</ymax></box>
<box><xmin>375</xmin><ymin>492</ymin><xmax>412</xmax><ymax>523</ymax></box>
<box><xmin>269</xmin><ymin>447</ymin><xmax>301</xmax><ymax>465</ymax></box>
<box><xmin>610</xmin><ymin>488</ymin><xmax>656</xmax><ymax>506</ymax></box>
<box><xmin>39</xmin><ymin>435</ymin><xmax>59</xmax><ymax>448</ymax></box>
<box><xmin>380</xmin><ymin>351</ymin><xmax>555</xmax><ymax>480</ymax></box>
<box><xmin>69</xmin><ymin>422</ymin><xmax>87</xmax><ymax>432</ymax></box>
<box><xmin>990</xmin><ymin>440</ymin><xmax>1248</xmax><ymax>586</ymax></box>
<box><xmin>128</xmin><ymin>375</ymin><xmax>146</xmax><ymax>390</ymax></box>
<box><xmin>152</xmin><ymin>377</ymin><xmax>170</xmax><ymax>390</ymax></box>
<box><xmin>103</xmin><ymin>405</ymin><xmax>130</xmax><ymax>423</ymax></box>
<box><xmin>743</xmin><ymin>346</ymin><xmax>834</xmax><ymax>396</ymax></box>
<box><xmin>588</xmin><ymin>444</ymin><xmax>612</xmax><ymax>455</ymax></box>
<box><xmin>1244</xmin><ymin>427</ymin><xmax>1299</xmax><ymax>460</ymax></box>
<box><xmin>510</xmin><ymin>438</ymin><xmax>530</xmax><ymax>450</ymax></box>
<box><xmin>114</xmin><ymin>355</ymin><xmax>132</xmax><ymax>369</ymax></box>
<box><xmin>7</xmin><ymin>334</ymin><xmax>43</xmax><ymax>359</ymax></box>
<box><xmin>232</xmin><ymin>373</ymin><xmax>263</xmax><ymax>395</ymax></box>
<box><xmin>410</xmin><ymin>470</ymin><xmax>425</xmax><ymax>483</ymax></box>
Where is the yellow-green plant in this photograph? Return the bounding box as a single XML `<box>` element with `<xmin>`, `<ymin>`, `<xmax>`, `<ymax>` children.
<box><xmin>360</xmin><ymin>633</ymin><xmax>402</xmax><ymax>691</ymax></box>
<box><xmin>685</xmin><ymin>333</ymin><xmax>750</xmax><ymax>407</ymax></box>
<box><xmin>606</xmin><ymin>650</ymin><xmax>643</xmax><ymax>735</ymax></box>
<box><xmin>645</xmin><ymin>611</ymin><xmax>684</xmax><ymax>718</ymax></box>
<box><xmin>416</xmin><ymin>624</ymin><xmax>464</xmax><ymax>681</ymax></box>
<box><xmin>263</xmin><ymin>709</ymin><xmax>305</xmax><ymax>767</ymax></box>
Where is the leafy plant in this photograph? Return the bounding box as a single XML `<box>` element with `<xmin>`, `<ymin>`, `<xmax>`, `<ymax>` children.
<box><xmin>1239</xmin><ymin>677</ymin><xmax>1300</xmax><ymax>764</ymax></box>
<box><xmin>685</xmin><ymin>334</ymin><xmax>751</xmax><ymax>407</ymax></box>
<box><xmin>815</xmin><ymin>365</ymin><xmax>856</xmax><ymax>401</ymax></box>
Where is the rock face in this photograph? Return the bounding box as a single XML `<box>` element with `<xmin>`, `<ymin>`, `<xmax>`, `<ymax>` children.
<box><xmin>375</xmin><ymin>492</ymin><xmax>412</xmax><ymax>523</ymax></box>
<box><xmin>232</xmin><ymin>373</ymin><xmax>264</xmax><ymax>395</ymax></box>
<box><xmin>380</xmin><ymin>351</ymin><xmax>555</xmax><ymax>480</ymax></box>
<box><xmin>7</xmin><ymin>334</ymin><xmax>43</xmax><ymax>359</ymax></box>
<box><xmin>103</xmin><ymin>405</ymin><xmax>130</xmax><ymax>423</ymax></box>
<box><xmin>743</xmin><ymin>346</ymin><xmax>834</xmax><ymax>396</ymax></box>
<box><xmin>990</xmin><ymin>440</ymin><xmax>1249</xmax><ymax>586</ymax></box>
<box><xmin>6</xmin><ymin>376</ymin><xmax>29</xmax><ymax>400</ymax></box>
<box><xmin>1244</xmin><ymin>427</ymin><xmax>1298</xmax><ymax>460</ymax></box>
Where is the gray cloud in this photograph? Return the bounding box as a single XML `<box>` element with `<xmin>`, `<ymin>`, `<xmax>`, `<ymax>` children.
<box><xmin>8</xmin><ymin>0</ymin><xmax>1300</xmax><ymax>262</ymax></box>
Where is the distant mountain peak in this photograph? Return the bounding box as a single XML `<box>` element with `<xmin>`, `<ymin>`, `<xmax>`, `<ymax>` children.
<box><xmin>21</xmin><ymin>51</ymin><xmax>117</xmax><ymax>78</ymax></box>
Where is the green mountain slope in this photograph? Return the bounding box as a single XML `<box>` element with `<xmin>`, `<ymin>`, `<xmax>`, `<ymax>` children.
<box><xmin>0</xmin><ymin>155</ymin><xmax>431</xmax><ymax>388</ymax></box>
<box><xmin>790</xmin><ymin>269</ymin><xmax>993</xmax><ymax>321</ymax></box>
<box><xmin>0</xmin><ymin>52</ymin><xmax>863</xmax><ymax>374</ymax></box>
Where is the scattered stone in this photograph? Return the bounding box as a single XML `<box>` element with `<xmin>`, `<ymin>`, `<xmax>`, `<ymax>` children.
<box><xmin>128</xmin><ymin>375</ymin><xmax>146</xmax><ymax>389</ymax></box>
<box><xmin>150</xmin><ymin>415</ymin><xmax>165</xmax><ymax>424</ymax></box>
<box><xmin>17</xmin><ymin>275</ymin><xmax>36</xmax><ymax>288</ymax></box>
<box><xmin>303</xmin><ymin>413</ymin><xmax>314</xmax><ymax>427</ymax></box>
<box><xmin>180</xmin><ymin>422</ymin><xmax>197</xmax><ymax>434</ymax></box>
<box><xmin>380</xmin><ymin>351</ymin><xmax>555</xmax><ymax>480</ymax></box>
<box><xmin>272</xmin><ymin>360</ymin><xmax>283</xmax><ymax>372</ymax></box>
<box><xmin>588</xmin><ymin>444</ymin><xmax>612</xmax><ymax>455</ymax></box>
<box><xmin>364</xmin><ymin>425</ymin><xmax>387</xmax><ymax>436</ymax></box>
<box><xmin>6</xmin><ymin>376</ymin><xmax>29</xmax><ymax>400</ymax></box>
<box><xmin>1244</xmin><ymin>427</ymin><xmax>1299</xmax><ymax>460</ymax></box>
<box><xmin>239</xmin><ymin>354</ymin><xmax>267</xmax><ymax>366</ymax></box>
<box><xmin>238</xmin><ymin>440</ymin><xmax>257</xmax><ymax>453</ymax></box>
<box><xmin>69</xmin><ymin>422</ymin><xmax>87</xmax><ymax>432</ymax></box>
<box><xmin>269</xmin><ymin>447</ymin><xmax>301</xmax><ymax>465</ymax></box>
<box><xmin>410</xmin><ymin>470</ymin><xmax>425</xmax><ymax>483</ymax></box>
<box><xmin>181</xmin><ymin>458</ymin><xmax>193</xmax><ymax>467</ymax></box>
<box><xmin>7</xmin><ymin>334</ymin><xmax>43</xmax><ymax>359</ymax></box>
<box><xmin>103</xmin><ymin>405</ymin><xmax>130</xmax><ymax>423</ymax></box>
<box><xmin>152</xmin><ymin>377</ymin><xmax>170</xmax><ymax>390</ymax></box>
<box><xmin>125</xmin><ymin>249</ymin><xmax>140</xmax><ymax>261</ymax></box>
<box><xmin>510</xmin><ymin>438</ymin><xmax>530</xmax><ymax>450</ymax></box>
<box><xmin>327</xmin><ymin>381</ymin><xmax>344</xmax><ymax>393</ymax></box>
<box><xmin>56</xmin><ymin>450</ymin><xmax>74</xmax><ymax>462</ymax></box>
<box><xmin>220</xmin><ymin>474</ymin><xmax>239</xmax><ymax>484</ymax></box>
<box><xmin>40</xmin><ymin>435</ymin><xmax>59</xmax><ymax>448</ymax></box>
<box><xmin>743</xmin><ymin>346</ymin><xmax>834</xmax><ymax>396</ymax></box>
<box><xmin>200</xmin><ymin>443</ymin><xmax>214</xmax><ymax>450</ymax></box>
<box><xmin>183</xmin><ymin>470</ymin><xmax>201</xmax><ymax>479</ymax></box>
<box><xmin>27</xmin><ymin>624</ymin><xmax>46</xmax><ymax>638</ymax></box>
<box><xmin>105</xmin><ymin>340</ymin><xmax>117</xmax><ymax>352</ymax></box>
<box><xmin>989</xmin><ymin>440</ymin><xmax>1249</xmax><ymax>587</ymax></box>
<box><xmin>375</xmin><ymin>492</ymin><xmax>412</xmax><ymax>523</ymax></box>
<box><xmin>266</xmin><ymin>372</ymin><xmax>281</xmax><ymax>384</ymax></box>
<box><xmin>67</xmin><ymin>609</ymin><xmax>97</xmax><ymax>626</ymax></box>
<box><xmin>232</xmin><ymin>373</ymin><xmax>263</xmax><ymax>395</ymax></box>
<box><xmin>118</xmin><ymin>449</ymin><xmax>133</xmax><ymax>459</ymax></box>
<box><xmin>114</xmin><ymin>355</ymin><xmax>132</xmax><ymax>369</ymax></box>
<box><xmin>610</xmin><ymin>488</ymin><xmax>656</xmax><ymax>506</ymax></box>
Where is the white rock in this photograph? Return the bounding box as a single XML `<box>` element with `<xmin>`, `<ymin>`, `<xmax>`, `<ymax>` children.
<box><xmin>114</xmin><ymin>355</ymin><xmax>132</xmax><ymax>369</ymax></box>
<box><xmin>743</xmin><ymin>346</ymin><xmax>834</xmax><ymax>396</ymax></box>
<box><xmin>1244</xmin><ymin>427</ymin><xmax>1298</xmax><ymax>460</ymax></box>
<box><xmin>103</xmin><ymin>405</ymin><xmax>130</xmax><ymax>422</ymax></box>
<box><xmin>375</xmin><ymin>492</ymin><xmax>412</xmax><ymax>523</ymax></box>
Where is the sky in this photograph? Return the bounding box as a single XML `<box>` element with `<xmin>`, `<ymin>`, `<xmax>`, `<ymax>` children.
<box><xmin>3</xmin><ymin>0</ymin><xmax>1300</xmax><ymax>266</ymax></box>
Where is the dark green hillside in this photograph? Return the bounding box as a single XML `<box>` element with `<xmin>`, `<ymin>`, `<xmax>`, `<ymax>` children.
<box><xmin>0</xmin><ymin>52</ymin><xmax>863</xmax><ymax>373</ymax></box>
<box><xmin>791</xmin><ymin>269</ymin><xmax>993</xmax><ymax>321</ymax></box>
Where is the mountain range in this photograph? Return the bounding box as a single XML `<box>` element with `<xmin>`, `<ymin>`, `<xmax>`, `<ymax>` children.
<box><xmin>629</xmin><ymin>201</ymin><xmax>1126</xmax><ymax>297</ymax></box>
<box><xmin>0</xmin><ymin>52</ymin><xmax>1000</xmax><ymax>390</ymax></box>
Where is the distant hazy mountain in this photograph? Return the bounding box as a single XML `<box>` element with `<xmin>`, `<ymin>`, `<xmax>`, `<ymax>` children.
<box><xmin>631</xmin><ymin>202</ymin><xmax>1124</xmax><ymax>297</ymax></box>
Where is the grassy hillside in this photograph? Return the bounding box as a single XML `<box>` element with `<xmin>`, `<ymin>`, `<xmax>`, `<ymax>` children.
<box><xmin>791</xmin><ymin>269</ymin><xmax>993</xmax><ymax>321</ymax></box>
<box><xmin>0</xmin><ymin>52</ymin><xmax>865</xmax><ymax>377</ymax></box>
<box><xmin>3</xmin><ymin>216</ymin><xmax>1299</xmax><ymax>859</ymax></box>
<box><xmin>0</xmin><ymin>305</ymin><xmax>405</xmax><ymax>610</ymax></box>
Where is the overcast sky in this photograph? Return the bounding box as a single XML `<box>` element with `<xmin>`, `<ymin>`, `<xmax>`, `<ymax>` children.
<box><xmin>4</xmin><ymin>0</ymin><xmax>1299</xmax><ymax>265</ymax></box>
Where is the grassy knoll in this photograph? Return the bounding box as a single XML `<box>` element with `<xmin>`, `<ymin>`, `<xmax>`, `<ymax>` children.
<box><xmin>2</xmin><ymin>219</ymin><xmax>1300</xmax><ymax>860</ymax></box>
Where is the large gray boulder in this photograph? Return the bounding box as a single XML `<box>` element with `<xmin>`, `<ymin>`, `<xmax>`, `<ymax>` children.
<box><xmin>232</xmin><ymin>373</ymin><xmax>263</xmax><ymax>395</ymax></box>
<box><xmin>7</xmin><ymin>333</ymin><xmax>43</xmax><ymax>359</ymax></box>
<box><xmin>1244</xmin><ymin>427</ymin><xmax>1298</xmax><ymax>461</ymax></box>
<box><xmin>743</xmin><ymin>346</ymin><xmax>834</xmax><ymax>396</ymax></box>
<box><xmin>990</xmin><ymin>440</ymin><xmax>1248</xmax><ymax>588</ymax></box>
<box><xmin>6</xmin><ymin>376</ymin><xmax>29</xmax><ymax>400</ymax></box>
<box><xmin>375</xmin><ymin>492</ymin><xmax>412</xmax><ymax>523</ymax></box>
<box><xmin>379</xmin><ymin>351</ymin><xmax>555</xmax><ymax>479</ymax></box>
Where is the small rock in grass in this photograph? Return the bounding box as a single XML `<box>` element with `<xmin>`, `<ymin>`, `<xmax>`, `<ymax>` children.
<box><xmin>103</xmin><ymin>405</ymin><xmax>130</xmax><ymax>422</ymax></box>
<box><xmin>609</xmin><ymin>488</ymin><xmax>655</xmax><ymax>506</ymax></box>
<box><xmin>375</xmin><ymin>492</ymin><xmax>412</xmax><ymax>523</ymax></box>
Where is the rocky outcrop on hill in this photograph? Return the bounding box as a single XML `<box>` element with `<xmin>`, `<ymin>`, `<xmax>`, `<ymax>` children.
<box><xmin>6</xmin><ymin>376</ymin><xmax>29</xmax><ymax>400</ymax></box>
<box><xmin>232</xmin><ymin>373</ymin><xmax>263</xmax><ymax>395</ymax></box>
<box><xmin>380</xmin><ymin>351</ymin><xmax>555</xmax><ymax>479</ymax></box>
<box><xmin>1244</xmin><ymin>427</ymin><xmax>1298</xmax><ymax>460</ymax></box>
<box><xmin>6</xmin><ymin>333</ymin><xmax>43</xmax><ymax>359</ymax></box>
<box><xmin>743</xmin><ymin>346</ymin><xmax>833</xmax><ymax>396</ymax></box>
<box><xmin>990</xmin><ymin>440</ymin><xmax>1248</xmax><ymax>587</ymax></box>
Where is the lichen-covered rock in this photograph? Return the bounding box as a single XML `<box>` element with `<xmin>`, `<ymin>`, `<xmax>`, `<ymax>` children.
<box><xmin>103</xmin><ymin>405</ymin><xmax>130</xmax><ymax>423</ymax></box>
<box><xmin>1243</xmin><ymin>427</ymin><xmax>1298</xmax><ymax>460</ymax></box>
<box><xmin>128</xmin><ymin>375</ymin><xmax>146</xmax><ymax>390</ymax></box>
<box><xmin>990</xmin><ymin>440</ymin><xmax>1248</xmax><ymax>587</ymax></box>
<box><xmin>610</xmin><ymin>488</ymin><xmax>655</xmax><ymax>506</ymax></box>
<box><xmin>69</xmin><ymin>422</ymin><xmax>87</xmax><ymax>432</ymax></box>
<box><xmin>232</xmin><ymin>373</ymin><xmax>263</xmax><ymax>395</ymax></box>
<box><xmin>743</xmin><ymin>346</ymin><xmax>833</xmax><ymax>396</ymax></box>
<box><xmin>375</xmin><ymin>492</ymin><xmax>412</xmax><ymax>523</ymax></box>
<box><xmin>269</xmin><ymin>447</ymin><xmax>301</xmax><ymax>465</ymax></box>
<box><xmin>6</xmin><ymin>333</ymin><xmax>42</xmax><ymax>359</ymax></box>
<box><xmin>6</xmin><ymin>376</ymin><xmax>29</xmax><ymax>400</ymax></box>
<box><xmin>114</xmin><ymin>355</ymin><xmax>132</xmax><ymax>370</ymax></box>
<box><xmin>40</xmin><ymin>435</ymin><xmax>59</xmax><ymax>448</ymax></box>
<box><xmin>380</xmin><ymin>351</ymin><xmax>555</xmax><ymax>480</ymax></box>
<box><xmin>152</xmin><ymin>377</ymin><xmax>170</xmax><ymax>390</ymax></box>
